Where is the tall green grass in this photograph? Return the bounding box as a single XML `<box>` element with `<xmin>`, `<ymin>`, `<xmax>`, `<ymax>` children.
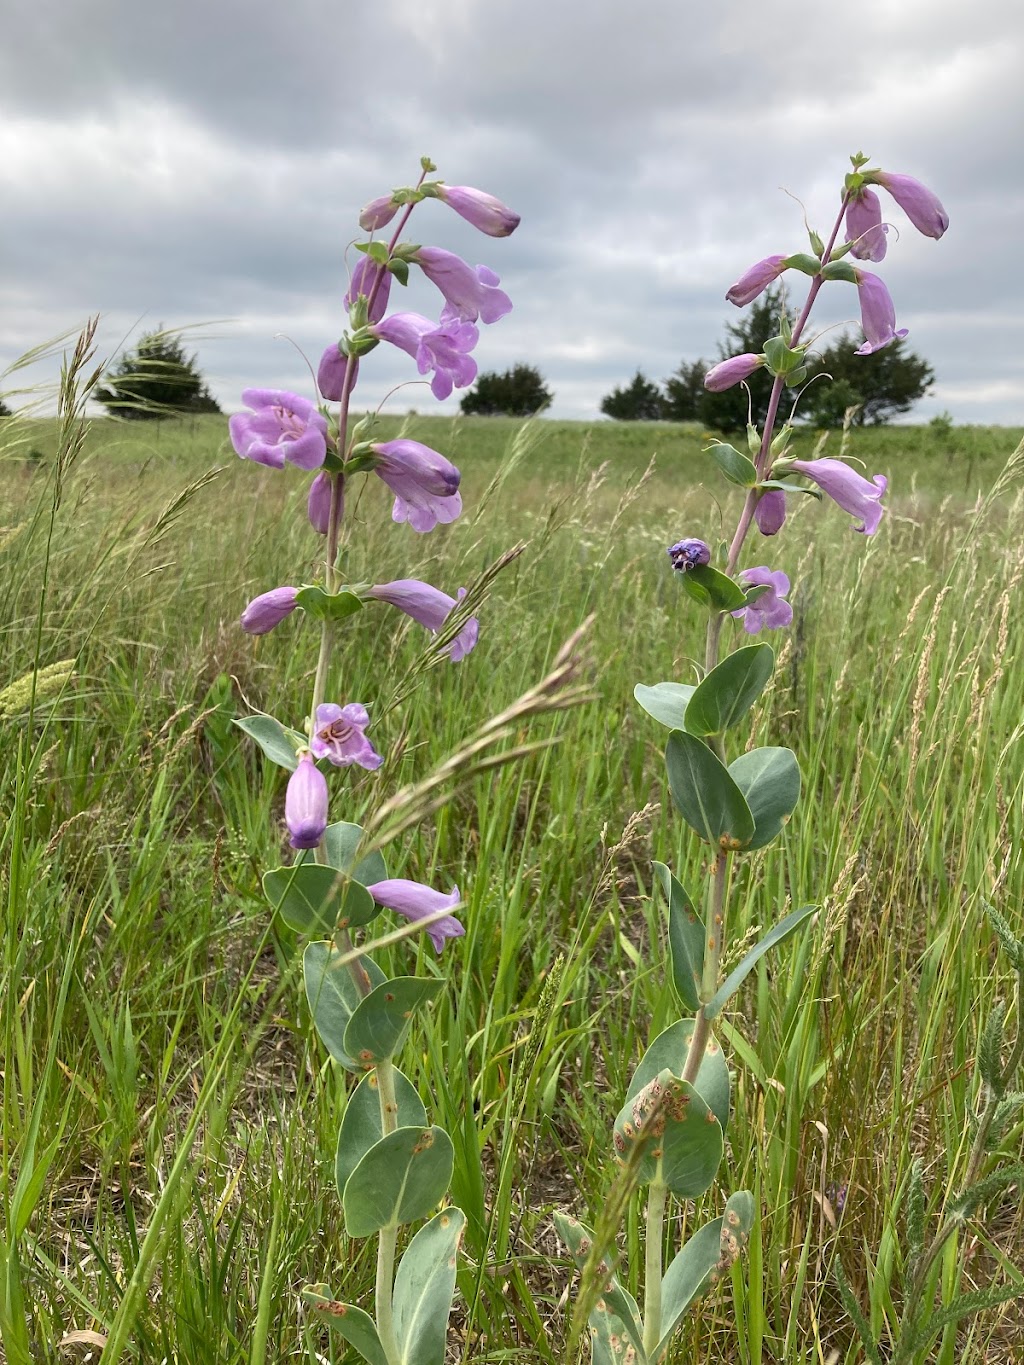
<box><xmin>2</xmin><ymin>413</ymin><xmax>1023</xmax><ymax>1362</ymax></box>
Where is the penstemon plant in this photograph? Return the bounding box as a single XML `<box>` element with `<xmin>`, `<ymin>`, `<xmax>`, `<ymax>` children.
<box><xmin>557</xmin><ymin>154</ymin><xmax>951</xmax><ymax>1363</ymax></box>
<box><xmin>228</xmin><ymin>160</ymin><xmax>545</xmax><ymax>1365</ymax></box>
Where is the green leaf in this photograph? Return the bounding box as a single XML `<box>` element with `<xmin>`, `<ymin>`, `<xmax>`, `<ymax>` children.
<box><xmin>388</xmin><ymin>258</ymin><xmax>410</xmax><ymax>287</ymax></box>
<box><xmin>613</xmin><ymin>1069</ymin><xmax>723</xmax><ymax>1197</ymax></box>
<box><xmin>233</xmin><ymin>714</ymin><xmax>304</xmax><ymax>771</ymax></box>
<box><xmin>654</xmin><ymin>1190</ymin><xmax>755</xmax><ymax>1360</ymax></box>
<box><xmin>552</xmin><ymin>1213</ymin><xmax>646</xmax><ymax>1363</ymax></box>
<box><xmin>343</xmin><ymin>1126</ymin><xmax>454</xmax><ymax>1237</ymax></box>
<box><xmin>393</xmin><ymin>1207</ymin><xmax>467</xmax><ymax>1365</ymax></box>
<box><xmin>821</xmin><ymin>260</ymin><xmax>858</xmax><ymax>283</ymax></box>
<box><xmin>666</xmin><ymin>731</ymin><xmax>755</xmax><ymax>849</ymax></box>
<box><xmin>782</xmin><ymin>252</ymin><xmax>822</xmax><ymax>277</ymax></box>
<box><xmin>677</xmin><ymin>564</ymin><xmax>748</xmax><ymax>612</ymax></box>
<box><xmin>683</xmin><ymin>644</ymin><xmax>774</xmax><ymax>738</ymax></box>
<box><xmin>336</xmin><ymin>1069</ymin><xmax>428</xmax><ymax>1198</ymax></box>
<box><xmin>298</xmin><ymin>819</ymin><xmax>387</xmax><ymax>887</ymax></box>
<box><xmin>263</xmin><ymin>863</ymin><xmax>377</xmax><ymax>936</ymax></box>
<box><xmin>590</xmin><ymin>1293</ymin><xmax>641</xmax><ymax>1365</ymax></box>
<box><xmin>344</xmin><ymin>978</ymin><xmax>444</xmax><ymax>1069</ymax></box>
<box><xmin>625</xmin><ymin>1018</ymin><xmax>730</xmax><ymax>1131</ymax></box>
<box><xmin>294</xmin><ymin>585</ymin><xmax>365</xmax><ymax>622</ymax></box>
<box><xmin>654</xmin><ymin>863</ymin><xmax>704</xmax><ymax>1013</ymax></box>
<box><xmin>301</xmin><ymin>1288</ymin><xmax>388</xmax><ymax>1365</ymax></box>
<box><xmin>728</xmin><ymin>746</ymin><xmax>801</xmax><ymax>850</ymax></box>
<box><xmin>633</xmin><ymin>681</ymin><xmax>695</xmax><ymax>730</ymax></box>
<box><xmin>303</xmin><ymin>942</ymin><xmax>386</xmax><ymax>1072</ymax></box>
<box><xmin>707</xmin><ymin>443</ymin><xmax>757</xmax><ymax>487</ymax></box>
<box><xmin>705</xmin><ymin>903</ymin><xmax>816</xmax><ymax>1019</ymax></box>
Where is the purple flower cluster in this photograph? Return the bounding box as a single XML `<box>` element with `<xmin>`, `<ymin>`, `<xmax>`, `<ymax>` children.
<box><xmin>232</xmin><ymin>169</ymin><xmax>517</xmax><ymax>953</ymax></box>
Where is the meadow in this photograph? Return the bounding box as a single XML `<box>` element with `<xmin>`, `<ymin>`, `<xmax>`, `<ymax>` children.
<box><xmin>2</xmin><ymin>409</ymin><xmax>1024</xmax><ymax>1364</ymax></box>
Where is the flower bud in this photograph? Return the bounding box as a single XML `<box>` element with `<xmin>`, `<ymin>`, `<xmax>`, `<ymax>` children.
<box><xmin>726</xmin><ymin>256</ymin><xmax>788</xmax><ymax>307</ymax></box>
<box><xmin>285</xmin><ymin>754</ymin><xmax>328</xmax><ymax>850</ymax></box>
<box><xmin>704</xmin><ymin>353</ymin><xmax>763</xmax><ymax>392</ymax></box>
<box><xmin>667</xmin><ymin>539</ymin><xmax>711</xmax><ymax>572</ymax></box>
<box><xmin>870</xmin><ymin>172</ymin><xmax>948</xmax><ymax>239</ymax></box>
<box><xmin>240</xmin><ymin>586</ymin><xmax>299</xmax><ymax>635</ymax></box>
<box><xmin>359</xmin><ymin>195</ymin><xmax>399</xmax><ymax>231</ymax></box>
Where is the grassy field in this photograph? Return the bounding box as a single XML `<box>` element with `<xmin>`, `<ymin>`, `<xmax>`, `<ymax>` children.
<box><xmin>2</xmin><ymin>410</ymin><xmax>1024</xmax><ymax>1364</ymax></box>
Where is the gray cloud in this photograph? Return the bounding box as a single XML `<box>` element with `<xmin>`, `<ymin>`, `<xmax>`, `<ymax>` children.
<box><xmin>2</xmin><ymin>0</ymin><xmax>1022</xmax><ymax>424</ymax></box>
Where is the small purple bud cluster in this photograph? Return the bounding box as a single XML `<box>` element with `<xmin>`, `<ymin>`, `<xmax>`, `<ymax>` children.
<box><xmin>232</xmin><ymin>164</ymin><xmax>518</xmax><ymax>950</ymax></box>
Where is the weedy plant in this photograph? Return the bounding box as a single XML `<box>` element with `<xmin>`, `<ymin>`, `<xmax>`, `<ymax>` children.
<box><xmin>551</xmin><ymin>154</ymin><xmax>1001</xmax><ymax>1364</ymax></box>
<box><xmin>229</xmin><ymin>160</ymin><xmax>592</xmax><ymax>1365</ymax></box>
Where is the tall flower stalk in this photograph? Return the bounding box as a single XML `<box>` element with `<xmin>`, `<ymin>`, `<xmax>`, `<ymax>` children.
<box><xmin>232</xmin><ymin>157</ymin><xmax>521</xmax><ymax>1365</ymax></box>
<box><xmin>558</xmin><ymin>152</ymin><xmax>949</xmax><ymax>1363</ymax></box>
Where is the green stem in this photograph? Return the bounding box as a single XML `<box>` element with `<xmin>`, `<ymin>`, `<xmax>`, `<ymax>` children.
<box><xmin>374</xmin><ymin>1058</ymin><xmax>402</xmax><ymax>1363</ymax></box>
<box><xmin>642</xmin><ymin>1179</ymin><xmax>668</xmax><ymax>1357</ymax></box>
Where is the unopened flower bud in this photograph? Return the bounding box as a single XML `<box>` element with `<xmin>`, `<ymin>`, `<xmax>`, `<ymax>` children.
<box><xmin>704</xmin><ymin>353</ymin><xmax>763</xmax><ymax>392</ymax></box>
<box><xmin>285</xmin><ymin>753</ymin><xmax>328</xmax><ymax>850</ymax></box>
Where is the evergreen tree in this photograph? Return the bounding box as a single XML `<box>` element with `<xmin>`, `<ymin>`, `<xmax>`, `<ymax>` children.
<box><xmin>95</xmin><ymin>330</ymin><xmax>222</xmax><ymax>420</ymax></box>
<box><xmin>459</xmin><ymin>364</ymin><xmax>553</xmax><ymax>417</ymax></box>
<box><xmin>599</xmin><ymin>370</ymin><xmax>667</xmax><ymax>420</ymax></box>
<box><xmin>802</xmin><ymin>335</ymin><xmax>934</xmax><ymax>426</ymax></box>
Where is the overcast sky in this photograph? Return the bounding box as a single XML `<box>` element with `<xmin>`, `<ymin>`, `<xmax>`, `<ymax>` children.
<box><xmin>2</xmin><ymin>0</ymin><xmax>1022</xmax><ymax>424</ymax></box>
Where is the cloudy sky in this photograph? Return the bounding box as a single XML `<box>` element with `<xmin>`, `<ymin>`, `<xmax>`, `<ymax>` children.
<box><xmin>2</xmin><ymin>0</ymin><xmax>1022</xmax><ymax>424</ymax></box>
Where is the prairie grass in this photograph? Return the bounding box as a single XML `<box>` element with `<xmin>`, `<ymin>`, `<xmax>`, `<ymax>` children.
<box><xmin>2</xmin><ymin>412</ymin><xmax>1023</xmax><ymax>1363</ymax></box>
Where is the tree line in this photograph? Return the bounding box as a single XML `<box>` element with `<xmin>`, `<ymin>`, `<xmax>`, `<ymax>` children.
<box><xmin>78</xmin><ymin>287</ymin><xmax>932</xmax><ymax>428</ymax></box>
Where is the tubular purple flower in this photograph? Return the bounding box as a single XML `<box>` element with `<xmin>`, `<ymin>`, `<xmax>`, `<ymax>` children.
<box><xmin>310</xmin><ymin>702</ymin><xmax>383</xmax><ymax>771</ymax></box>
<box><xmin>365</xmin><ymin>878</ymin><xmax>465</xmax><ymax>953</ymax></box>
<box><xmin>704</xmin><ymin>353</ymin><xmax>764</xmax><ymax>392</ymax></box>
<box><xmin>359</xmin><ymin>195</ymin><xmax>400</xmax><ymax>231</ymax></box>
<box><xmin>754</xmin><ymin>488</ymin><xmax>787</xmax><ymax>536</ymax></box>
<box><xmin>370</xmin><ymin>312</ymin><xmax>479</xmax><ymax>401</ymax></box>
<box><xmin>845</xmin><ymin>188</ymin><xmax>888</xmax><ymax>262</ymax></box>
<box><xmin>366</xmin><ymin>578</ymin><xmax>478</xmax><ymax>661</ymax></box>
<box><xmin>240</xmin><ymin>586</ymin><xmax>300</xmax><ymax>635</ymax></box>
<box><xmin>317</xmin><ymin>346</ymin><xmax>358</xmax><ymax>402</ymax></box>
<box><xmin>789</xmin><ymin>458</ymin><xmax>887</xmax><ymax>534</ymax></box>
<box><xmin>412</xmin><ymin>246</ymin><xmax>512</xmax><ymax>324</ymax></box>
<box><xmin>307</xmin><ymin>471</ymin><xmax>334</xmax><ymax>535</ymax></box>
<box><xmin>371</xmin><ymin>439</ymin><xmax>462</xmax><ymax>532</ymax></box>
<box><xmin>229</xmin><ymin>390</ymin><xmax>328</xmax><ymax>471</ymax></box>
<box><xmin>436</xmin><ymin>185</ymin><xmax>520</xmax><ymax>237</ymax></box>
<box><xmin>285</xmin><ymin>753</ymin><xmax>328</xmax><ymax>850</ymax></box>
<box><xmin>873</xmin><ymin>172</ymin><xmax>948</xmax><ymax>239</ymax></box>
<box><xmin>732</xmin><ymin>568</ymin><xmax>793</xmax><ymax>634</ymax></box>
<box><xmin>345</xmin><ymin>256</ymin><xmax>391</xmax><ymax>324</ymax></box>
<box><xmin>726</xmin><ymin>256</ymin><xmax>788</xmax><ymax>307</ymax></box>
<box><xmin>667</xmin><ymin>538</ymin><xmax>711</xmax><ymax>572</ymax></box>
<box><xmin>853</xmin><ymin>270</ymin><xmax>908</xmax><ymax>355</ymax></box>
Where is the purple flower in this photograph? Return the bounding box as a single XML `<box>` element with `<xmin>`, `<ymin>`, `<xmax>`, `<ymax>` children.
<box><xmin>726</xmin><ymin>256</ymin><xmax>788</xmax><ymax>307</ymax></box>
<box><xmin>345</xmin><ymin>256</ymin><xmax>391</xmax><ymax>325</ymax></box>
<box><xmin>308</xmin><ymin>471</ymin><xmax>334</xmax><ymax>535</ymax></box>
<box><xmin>371</xmin><ymin>312</ymin><xmax>479</xmax><ymax>400</ymax></box>
<box><xmin>285</xmin><ymin>753</ymin><xmax>329</xmax><ymax>850</ymax></box>
<box><xmin>365</xmin><ymin>878</ymin><xmax>465</xmax><ymax>953</ymax></box>
<box><xmin>732</xmin><ymin>568</ymin><xmax>793</xmax><ymax>634</ymax></box>
<box><xmin>359</xmin><ymin>195</ymin><xmax>399</xmax><ymax>231</ymax></box>
<box><xmin>229</xmin><ymin>390</ymin><xmax>328</xmax><ymax>471</ymax></box>
<box><xmin>873</xmin><ymin>172</ymin><xmax>948</xmax><ymax>240</ymax></box>
<box><xmin>789</xmin><ymin>457</ymin><xmax>887</xmax><ymax>534</ymax></box>
<box><xmin>755</xmin><ymin>488</ymin><xmax>787</xmax><ymax>536</ymax></box>
<box><xmin>240</xmin><ymin>586</ymin><xmax>300</xmax><ymax>635</ymax></box>
<box><xmin>845</xmin><ymin>188</ymin><xmax>888</xmax><ymax>262</ymax></box>
<box><xmin>853</xmin><ymin>270</ymin><xmax>908</xmax><ymax>355</ymax></box>
<box><xmin>667</xmin><ymin>538</ymin><xmax>711</xmax><ymax>572</ymax></box>
<box><xmin>704</xmin><ymin>353</ymin><xmax>763</xmax><ymax>392</ymax></box>
<box><xmin>371</xmin><ymin>439</ymin><xmax>462</xmax><ymax>532</ymax></box>
<box><xmin>436</xmin><ymin>185</ymin><xmax>520</xmax><ymax>237</ymax></box>
<box><xmin>366</xmin><ymin>578</ymin><xmax>478</xmax><ymax>661</ymax></box>
<box><xmin>310</xmin><ymin>702</ymin><xmax>383</xmax><ymax>771</ymax></box>
<box><xmin>317</xmin><ymin>347</ymin><xmax>358</xmax><ymax>402</ymax></box>
<box><xmin>413</xmin><ymin>247</ymin><xmax>512</xmax><ymax>325</ymax></box>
